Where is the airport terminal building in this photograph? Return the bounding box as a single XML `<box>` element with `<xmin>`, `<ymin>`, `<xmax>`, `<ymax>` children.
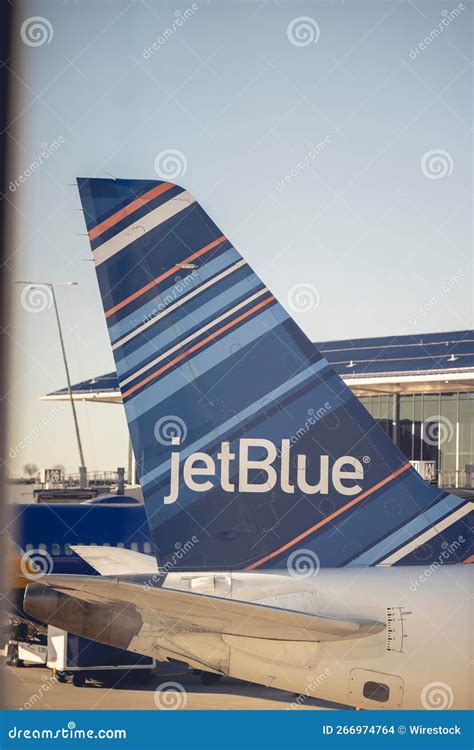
<box><xmin>45</xmin><ymin>330</ymin><xmax>474</xmax><ymax>490</ymax></box>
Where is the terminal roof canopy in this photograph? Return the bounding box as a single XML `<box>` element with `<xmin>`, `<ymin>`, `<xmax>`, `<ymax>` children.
<box><xmin>42</xmin><ymin>330</ymin><xmax>474</xmax><ymax>402</ymax></box>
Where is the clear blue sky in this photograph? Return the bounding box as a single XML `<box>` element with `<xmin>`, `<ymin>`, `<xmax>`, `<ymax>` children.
<box><xmin>6</xmin><ymin>0</ymin><xmax>472</xmax><ymax>475</ymax></box>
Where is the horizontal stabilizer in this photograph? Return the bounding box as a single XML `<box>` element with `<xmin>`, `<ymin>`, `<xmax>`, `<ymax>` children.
<box><xmin>70</xmin><ymin>545</ymin><xmax>158</xmax><ymax>576</ymax></box>
<box><xmin>26</xmin><ymin>574</ymin><xmax>385</xmax><ymax>643</ymax></box>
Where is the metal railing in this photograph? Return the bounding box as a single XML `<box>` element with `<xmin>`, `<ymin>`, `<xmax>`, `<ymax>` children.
<box><xmin>62</xmin><ymin>470</ymin><xmax>119</xmax><ymax>487</ymax></box>
<box><xmin>437</xmin><ymin>468</ymin><xmax>474</xmax><ymax>489</ymax></box>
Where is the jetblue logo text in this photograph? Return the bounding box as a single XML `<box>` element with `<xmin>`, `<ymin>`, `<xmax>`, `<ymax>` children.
<box><xmin>164</xmin><ymin>438</ymin><xmax>364</xmax><ymax>505</ymax></box>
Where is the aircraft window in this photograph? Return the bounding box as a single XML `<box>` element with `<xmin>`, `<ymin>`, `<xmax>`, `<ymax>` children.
<box><xmin>131</xmin><ymin>542</ymin><xmax>138</xmax><ymax>552</ymax></box>
<box><xmin>103</xmin><ymin>542</ymin><xmax>111</xmax><ymax>547</ymax></box>
<box><xmin>143</xmin><ymin>542</ymin><xmax>152</xmax><ymax>554</ymax></box>
<box><xmin>363</xmin><ymin>681</ymin><xmax>390</xmax><ymax>702</ymax></box>
<box><xmin>26</xmin><ymin>544</ymin><xmax>33</xmax><ymax>552</ymax></box>
<box><xmin>51</xmin><ymin>543</ymin><xmax>60</xmax><ymax>556</ymax></box>
<box><xmin>64</xmin><ymin>545</ymin><xmax>73</xmax><ymax>556</ymax></box>
<box><xmin>117</xmin><ymin>542</ymin><xmax>125</xmax><ymax>548</ymax></box>
<box><xmin>39</xmin><ymin>543</ymin><xmax>47</xmax><ymax>552</ymax></box>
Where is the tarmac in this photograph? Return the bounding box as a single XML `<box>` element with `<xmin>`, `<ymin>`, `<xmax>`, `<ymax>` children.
<box><xmin>2</xmin><ymin>662</ymin><xmax>345</xmax><ymax>711</ymax></box>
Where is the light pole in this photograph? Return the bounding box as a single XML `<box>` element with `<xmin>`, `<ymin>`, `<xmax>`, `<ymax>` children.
<box><xmin>15</xmin><ymin>280</ymin><xmax>87</xmax><ymax>487</ymax></box>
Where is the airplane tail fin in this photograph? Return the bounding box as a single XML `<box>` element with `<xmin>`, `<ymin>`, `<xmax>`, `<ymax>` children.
<box><xmin>77</xmin><ymin>177</ymin><xmax>472</xmax><ymax>571</ymax></box>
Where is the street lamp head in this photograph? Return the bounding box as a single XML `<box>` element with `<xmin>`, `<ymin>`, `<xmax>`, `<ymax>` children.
<box><xmin>14</xmin><ymin>280</ymin><xmax>78</xmax><ymax>287</ymax></box>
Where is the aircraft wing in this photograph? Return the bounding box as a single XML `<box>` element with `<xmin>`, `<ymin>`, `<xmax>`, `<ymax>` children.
<box><xmin>26</xmin><ymin>574</ymin><xmax>385</xmax><ymax>643</ymax></box>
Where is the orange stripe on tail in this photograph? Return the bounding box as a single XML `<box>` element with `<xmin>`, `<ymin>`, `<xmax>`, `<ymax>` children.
<box><xmin>245</xmin><ymin>462</ymin><xmax>412</xmax><ymax>570</ymax></box>
<box><xmin>105</xmin><ymin>235</ymin><xmax>227</xmax><ymax>319</ymax></box>
<box><xmin>123</xmin><ymin>294</ymin><xmax>275</xmax><ymax>399</ymax></box>
<box><xmin>89</xmin><ymin>182</ymin><xmax>175</xmax><ymax>241</ymax></box>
